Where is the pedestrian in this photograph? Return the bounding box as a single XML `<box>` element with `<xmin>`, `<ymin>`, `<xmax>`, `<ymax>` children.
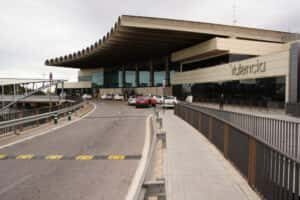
<box><xmin>219</xmin><ymin>93</ymin><xmax>224</xmax><ymax>110</ymax></box>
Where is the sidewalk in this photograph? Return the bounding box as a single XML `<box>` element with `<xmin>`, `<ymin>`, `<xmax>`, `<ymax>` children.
<box><xmin>162</xmin><ymin>110</ymin><xmax>261</xmax><ymax>200</ymax></box>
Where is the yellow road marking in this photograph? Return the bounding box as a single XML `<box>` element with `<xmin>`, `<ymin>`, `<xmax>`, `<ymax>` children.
<box><xmin>75</xmin><ymin>155</ymin><xmax>94</xmax><ymax>160</ymax></box>
<box><xmin>45</xmin><ymin>155</ymin><xmax>63</xmax><ymax>160</ymax></box>
<box><xmin>108</xmin><ymin>154</ymin><xmax>125</xmax><ymax>160</ymax></box>
<box><xmin>0</xmin><ymin>154</ymin><xmax>7</xmax><ymax>159</ymax></box>
<box><xmin>16</xmin><ymin>154</ymin><xmax>34</xmax><ymax>160</ymax></box>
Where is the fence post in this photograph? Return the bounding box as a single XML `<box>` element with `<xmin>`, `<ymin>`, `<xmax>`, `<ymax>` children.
<box><xmin>18</xmin><ymin>112</ymin><xmax>23</xmax><ymax>132</ymax></box>
<box><xmin>198</xmin><ymin>112</ymin><xmax>202</xmax><ymax>131</ymax></box>
<box><xmin>208</xmin><ymin>117</ymin><xmax>213</xmax><ymax>140</ymax></box>
<box><xmin>35</xmin><ymin>109</ymin><xmax>40</xmax><ymax>126</ymax></box>
<box><xmin>223</xmin><ymin>124</ymin><xmax>229</xmax><ymax>158</ymax></box>
<box><xmin>248</xmin><ymin>137</ymin><xmax>257</xmax><ymax>186</ymax></box>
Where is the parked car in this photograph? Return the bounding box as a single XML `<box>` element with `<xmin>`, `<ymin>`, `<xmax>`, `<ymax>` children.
<box><xmin>136</xmin><ymin>96</ymin><xmax>156</xmax><ymax>108</ymax></box>
<box><xmin>101</xmin><ymin>93</ymin><xmax>108</xmax><ymax>100</ymax></box>
<box><xmin>128</xmin><ymin>96</ymin><xmax>137</xmax><ymax>105</ymax></box>
<box><xmin>162</xmin><ymin>96</ymin><xmax>178</xmax><ymax>108</ymax></box>
<box><xmin>106</xmin><ymin>93</ymin><xmax>113</xmax><ymax>100</ymax></box>
<box><xmin>113</xmin><ymin>94</ymin><xmax>124</xmax><ymax>101</ymax></box>
<box><xmin>144</xmin><ymin>94</ymin><xmax>158</xmax><ymax>106</ymax></box>
<box><xmin>82</xmin><ymin>94</ymin><xmax>92</xmax><ymax>100</ymax></box>
<box><xmin>152</xmin><ymin>95</ymin><xmax>164</xmax><ymax>104</ymax></box>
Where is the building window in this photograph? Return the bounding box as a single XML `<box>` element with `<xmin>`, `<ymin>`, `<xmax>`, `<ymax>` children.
<box><xmin>104</xmin><ymin>69</ymin><xmax>123</xmax><ymax>88</ymax></box>
<box><xmin>139</xmin><ymin>71</ymin><xmax>150</xmax><ymax>87</ymax></box>
<box><xmin>91</xmin><ymin>72</ymin><xmax>104</xmax><ymax>87</ymax></box>
<box><xmin>125</xmin><ymin>71</ymin><xmax>136</xmax><ymax>87</ymax></box>
<box><xmin>173</xmin><ymin>76</ymin><xmax>285</xmax><ymax>108</ymax></box>
<box><xmin>154</xmin><ymin>71</ymin><xmax>166</xmax><ymax>87</ymax></box>
<box><xmin>78</xmin><ymin>76</ymin><xmax>92</xmax><ymax>82</ymax></box>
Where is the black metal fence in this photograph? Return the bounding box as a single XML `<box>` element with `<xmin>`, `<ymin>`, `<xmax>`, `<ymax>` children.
<box><xmin>175</xmin><ymin>103</ymin><xmax>300</xmax><ymax>200</ymax></box>
<box><xmin>187</xmin><ymin>104</ymin><xmax>300</xmax><ymax>162</ymax></box>
<box><xmin>0</xmin><ymin>100</ymin><xmax>84</xmax><ymax>136</ymax></box>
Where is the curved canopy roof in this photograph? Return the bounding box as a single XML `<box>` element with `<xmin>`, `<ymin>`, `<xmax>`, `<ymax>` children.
<box><xmin>45</xmin><ymin>15</ymin><xmax>295</xmax><ymax>68</ymax></box>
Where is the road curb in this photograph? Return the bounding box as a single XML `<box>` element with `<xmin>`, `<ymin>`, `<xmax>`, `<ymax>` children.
<box><xmin>125</xmin><ymin>114</ymin><xmax>154</xmax><ymax>200</ymax></box>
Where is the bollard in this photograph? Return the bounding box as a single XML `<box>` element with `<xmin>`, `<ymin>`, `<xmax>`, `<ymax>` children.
<box><xmin>157</xmin><ymin>118</ymin><xmax>163</xmax><ymax>129</ymax></box>
<box><xmin>68</xmin><ymin>111</ymin><xmax>72</xmax><ymax>121</ymax></box>
<box><xmin>155</xmin><ymin>110</ymin><xmax>159</xmax><ymax>118</ymax></box>
<box><xmin>53</xmin><ymin>113</ymin><xmax>58</xmax><ymax>124</ymax></box>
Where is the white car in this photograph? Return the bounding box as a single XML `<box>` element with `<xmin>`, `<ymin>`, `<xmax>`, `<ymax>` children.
<box><xmin>106</xmin><ymin>94</ymin><xmax>113</xmax><ymax>100</ymax></box>
<box><xmin>113</xmin><ymin>94</ymin><xmax>124</xmax><ymax>101</ymax></box>
<box><xmin>101</xmin><ymin>93</ymin><xmax>108</xmax><ymax>100</ymax></box>
<box><xmin>162</xmin><ymin>96</ymin><xmax>178</xmax><ymax>108</ymax></box>
<box><xmin>82</xmin><ymin>94</ymin><xmax>92</xmax><ymax>100</ymax></box>
<box><xmin>128</xmin><ymin>96</ymin><xmax>136</xmax><ymax>105</ymax></box>
<box><xmin>152</xmin><ymin>95</ymin><xmax>164</xmax><ymax>104</ymax></box>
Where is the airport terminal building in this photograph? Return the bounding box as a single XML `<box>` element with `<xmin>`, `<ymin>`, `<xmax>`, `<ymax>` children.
<box><xmin>45</xmin><ymin>15</ymin><xmax>300</xmax><ymax>115</ymax></box>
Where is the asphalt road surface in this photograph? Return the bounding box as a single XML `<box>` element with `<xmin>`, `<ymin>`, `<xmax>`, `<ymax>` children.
<box><xmin>0</xmin><ymin>101</ymin><xmax>151</xmax><ymax>200</ymax></box>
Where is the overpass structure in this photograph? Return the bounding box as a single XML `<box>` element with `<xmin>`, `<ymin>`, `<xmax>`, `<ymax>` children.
<box><xmin>0</xmin><ymin>78</ymin><xmax>65</xmax><ymax>113</ymax></box>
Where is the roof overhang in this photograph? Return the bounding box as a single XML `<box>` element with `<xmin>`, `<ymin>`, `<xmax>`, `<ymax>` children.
<box><xmin>45</xmin><ymin>15</ymin><xmax>296</xmax><ymax>69</ymax></box>
<box><xmin>171</xmin><ymin>37</ymin><xmax>287</xmax><ymax>62</ymax></box>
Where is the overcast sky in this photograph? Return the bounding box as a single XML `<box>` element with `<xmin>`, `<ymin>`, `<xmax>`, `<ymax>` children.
<box><xmin>0</xmin><ymin>0</ymin><xmax>299</xmax><ymax>81</ymax></box>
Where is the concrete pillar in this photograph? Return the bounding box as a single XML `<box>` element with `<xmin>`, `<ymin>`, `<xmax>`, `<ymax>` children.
<box><xmin>135</xmin><ymin>64</ymin><xmax>139</xmax><ymax>87</ymax></box>
<box><xmin>149</xmin><ymin>60</ymin><xmax>154</xmax><ymax>87</ymax></box>
<box><xmin>288</xmin><ymin>42</ymin><xmax>300</xmax><ymax>103</ymax></box>
<box><xmin>122</xmin><ymin>65</ymin><xmax>126</xmax><ymax>88</ymax></box>
<box><xmin>165</xmin><ymin>57</ymin><xmax>170</xmax><ymax>87</ymax></box>
<box><xmin>1</xmin><ymin>85</ymin><xmax>4</xmax><ymax>108</ymax></box>
<box><xmin>286</xmin><ymin>42</ymin><xmax>300</xmax><ymax>116</ymax></box>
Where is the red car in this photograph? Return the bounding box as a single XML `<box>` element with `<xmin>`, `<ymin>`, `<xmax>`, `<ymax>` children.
<box><xmin>136</xmin><ymin>96</ymin><xmax>157</xmax><ymax>108</ymax></box>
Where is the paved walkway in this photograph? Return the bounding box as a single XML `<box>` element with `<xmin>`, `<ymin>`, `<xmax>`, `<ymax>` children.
<box><xmin>162</xmin><ymin>110</ymin><xmax>261</xmax><ymax>200</ymax></box>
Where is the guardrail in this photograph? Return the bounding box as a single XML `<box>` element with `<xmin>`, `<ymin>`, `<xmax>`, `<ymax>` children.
<box><xmin>0</xmin><ymin>101</ymin><xmax>75</xmax><ymax>122</ymax></box>
<box><xmin>175</xmin><ymin>103</ymin><xmax>300</xmax><ymax>200</ymax></box>
<box><xmin>0</xmin><ymin>101</ymin><xmax>85</xmax><ymax>136</ymax></box>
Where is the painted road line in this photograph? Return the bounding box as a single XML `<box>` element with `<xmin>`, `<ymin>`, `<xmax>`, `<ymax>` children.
<box><xmin>75</xmin><ymin>155</ymin><xmax>94</xmax><ymax>160</ymax></box>
<box><xmin>16</xmin><ymin>154</ymin><xmax>34</xmax><ymax>160</ymax></box>
<box><xmin>45</xmin><ymin>155</ymin><xmax>63</xmax><ymax>160</ymax></box>
<box><xmin>108</xmin><ymin>154</ymin><xmax>125</xmax><ymax>160</ymax></box>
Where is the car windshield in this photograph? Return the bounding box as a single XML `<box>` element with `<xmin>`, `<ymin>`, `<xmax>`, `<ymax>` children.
<box><xmin>165</xmin><ymin>96</ymin><xmax>175</xmax><ymax>99</ymax></box>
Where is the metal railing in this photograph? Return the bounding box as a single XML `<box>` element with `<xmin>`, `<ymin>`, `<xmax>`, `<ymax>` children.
<box><xmin>175</xmin><ymin>103</ymin><xmax>300</xmax><ymax>200</ymax></box>
<box><xmin>0</xmin><ymin>101</ymin><xmax>75</xmax><ymax>122</ymax></box>
<box><xmin>0</xmin><ymin>101</ymin><xmax>84</xmax><ymax>136</ymax></box>
<box><xmin>184</xmin><ymin>103</ymin><xmax>300</xmax><ymax>162</ymax></box>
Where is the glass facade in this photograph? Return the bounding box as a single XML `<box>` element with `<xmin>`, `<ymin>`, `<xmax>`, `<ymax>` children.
<box><xmin>173</xmin><ymin>77</ymin><xmax>286</xmax><ymax>108</ymax></box>
<box><xmin>154</xmin><ymin>71</ymin><xmax>166</xmax><ymax>87</ymax></box>
<box><xmin>139</xmin><ymin>71</ymin><xmax>150</xmax><ymax>87</ymax></box>
<box><xmin>103</xmin><ymin>69</ymin><xmax>123</xmax><ymax>88</ymax></box>
<box><xmin>78</xmin><ymin>76</ymin><xmax>92</xmax><ymax>82</ymax></box>
<box><xmin>91</xmin><ymin>72</ymin><xmax>104</xmax><ymax>87</ymax></box>
<box><xmin>125</xmin><ymin>71</ymin><xmax>136</xmax><ymax>87</ymax></box>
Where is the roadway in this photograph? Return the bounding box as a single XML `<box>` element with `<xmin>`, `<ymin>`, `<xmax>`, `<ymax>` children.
<box><xmin>0</xmin><ymin>101</ymin><xmax>151</xmax><ymax>200</ymax></box>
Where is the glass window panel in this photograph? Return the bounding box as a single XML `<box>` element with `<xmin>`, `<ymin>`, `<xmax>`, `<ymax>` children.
<box><xmin>139</xmin><ymin>71</ymin><xmax>150</xmax><ymax>87</ymax></box>
<box><xmin>92</xmin><ymin>72</ymin><xmax>104</xmax><ymax>87</ymax></box>
<box><xmin>154</xmin><ymin>71</ymin><xmax>165</xmax><ymax>87</ymax></box>
<box><xmin>125</xmin><ymin>71</ymin><xmax>136</xmax><ymax>87</ymax></box>
<box><xmin>78</xmin><ymin>76</ymin><xmax>92</xmax><ymax>82</ymax></box>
